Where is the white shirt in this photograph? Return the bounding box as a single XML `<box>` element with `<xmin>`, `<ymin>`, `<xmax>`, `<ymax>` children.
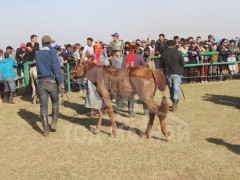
<box><xmin>83</xmin><ymin>43</ymin><xmax>95</xmax><ymax>60</ymax></box>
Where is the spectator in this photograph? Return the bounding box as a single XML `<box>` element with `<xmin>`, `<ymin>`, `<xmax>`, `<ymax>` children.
<box><xmin>209</xmin><ymin>43</ymin><xmax>219</xmax><ymax>81</ymax></box>
<box><xmin>109</xmin><ymin>33</ymin><xmax>124</xmax><ymax>57</ymax></box>
<box><xmin>162</xmin><ymin>40</ymin><xmax>185</xmax><ymax>112</ymax></box>
<box><xmin>155</xmin><ymin>34</ymin><xmax>167</xmax><ymax>69</ymax></box>
<box><xmin>217</xmin><ymin>39</ymin><xmax>229</xmax><ymax>80</ymax></box>
<box><xmin>63</xmin><ymin>44</ymin><xmax>74</xmax><ymax>66</ymax></box>
<box><xmin>188</xmin><ymin>41</ymin><xmax>200</xmax><ymax>82</ymax></box>
<box><xmin>54</xmin><ymin>44</ymin><xmax>64</xmax><ymax>69</ymax></box>
<box><xmin>123</xmin><ymin>41</ymin><xmax>131</xmax><ymax>56</ymax></box>
<box><xmin>144</xmin><ymin>47</ymin><xmax>155</xmax><ymax>70</ymax></box>
<box><xmin>199</xmin><ymin>42</ymin><xmax>209</xmax><ymax>83</ymax></box>
<box><xmin>122</xmin><ymin>43</ymin><xmax>147</xmax><ymax>117</ymax></box>
<box><xmin>227</xmin><ymin>39</ymin><xmax>239</xmax><ymax>75</ymax></box>
<box><xmin>102</xmin><ymin>44</ymin><xmax>108</xmax><ymax>57</ymax></box>
<box><xmin>207</xmin><ymin>34</ymin><xmax>215</xmax><ymax>51</ymax></box>
<box><xmin>178</xmin><ymin>41</ymin><xmax>189</xmax><ymax>83</ymax></box>
<box><xmin>0</xmin><ymin>53</ymin><xmax>18</xmax><ymax>103</ymax></box>
<box><xmin>187</xmin><ymin>37</ymin><xmax>194</xmax><ymax>47</ymax></box>
<box><xmin>196</xmin><ymin>36</ymin><xmax>202</xmax><ymax>46</ymax></box>
<box><xmin>173</xmin><ymin>36</ymin><xmax>180</xmax><ymax>49</ymax></box>
<box><xmin>100</xmin><ymin>46</ymin><xmax>112</xmax><ymax>66</ymax></box>
<box><xmin>141</xmin><ymin>40</ymin><xmax>147</xmax><ymax>54</ymax></box>
<box><xmin>15</xmin><ymin>43</ymin><xmax>27</xmax><ymax>85</ymax></box>
<box><xmin>149</xmin><ymin>40</ymin><xmax>155</xmax><ymax>57</ymax></box>
<box><xmin>81</xmin><ymin>38</ymin><xmax>95</xmax><ymax>62</ymax></box>
<box><xmin>0</xmin><ymin>49</ymin><xmax>4</xmax><ymax>99</ymax></box>
<box><xmin>26</xmin><ymin>35</ymin><xmax>39</xmax><ymax>61</ymax></box>
<box><xmin>73</xmin><ymin>45</ymin><xmax>81</xmax><ymax>65</ymax></box>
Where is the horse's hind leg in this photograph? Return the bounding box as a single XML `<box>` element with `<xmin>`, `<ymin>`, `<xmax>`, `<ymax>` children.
<box><xmin>142</xmin><ymin>96</ymin><xmax>170</xmax><ymax>139</ymax></box>
<box><xmin>93</xmin><ymin>110</ymin><xmax>103</xmax><ymax>134</ymax></box>
<box><xmin>157</xmin><ymin>96</ymin><xmax>171</xmax><ymax>138</ymax></box>
<box><xmin>143</xmin><ymin>113</ymin><xmax>156</xmax><ymax>139</ymax></box>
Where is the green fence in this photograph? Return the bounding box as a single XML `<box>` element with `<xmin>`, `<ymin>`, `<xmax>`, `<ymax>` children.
<box><xmin>16</xmin><ymin>51</ymin><xmax>240</xmax><ymax>92</ymax></box>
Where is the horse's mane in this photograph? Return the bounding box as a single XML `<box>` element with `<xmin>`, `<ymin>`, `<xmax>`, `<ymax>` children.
<box><xmin>84</xmin><ymin>61</ymin><xmax>120</xmax><ymax>75</ymax></box>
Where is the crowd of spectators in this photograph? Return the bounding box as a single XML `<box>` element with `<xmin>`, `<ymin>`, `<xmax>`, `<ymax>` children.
<box><xmin>1</xmin><ymin>33</ymin><xmax>240</xmax><ymax>102</ymax></box>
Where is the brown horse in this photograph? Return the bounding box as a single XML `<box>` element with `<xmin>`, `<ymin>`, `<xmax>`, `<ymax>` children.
<box><xmin>71</xmin><ymin>61</ymin><xmax>171</xmax><ymax>139</ymax></box>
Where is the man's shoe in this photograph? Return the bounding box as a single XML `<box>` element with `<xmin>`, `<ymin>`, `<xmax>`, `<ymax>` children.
<box><xmin>41</xmin><ymin>115</ymin><xmax>49</xmax><ymax>137</ymax></box>
<box><xmin>8</xmin><ymin>92</ymin><xmax>15</xmax><ymax>104</ymax></box>
<box><xmin>51</xmin><ymin>108</ymin><xmax>59</xmax><ymax>132</ymax></box>
<box><xmin>172</xmin><ymin>100</ymin><xmax>179</xmax><ymax>113</ymax></box>
<box><xmin>3</xmin><ymin>92</ymin><xmax>9</xmax><ymax>103</ymax></box>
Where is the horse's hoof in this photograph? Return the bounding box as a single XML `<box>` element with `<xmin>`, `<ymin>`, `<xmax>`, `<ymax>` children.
<box><xmin>93</xmin><ymin>127</ymin><xmax>101</xmax><ymax>134</ymax></box>
<box><xmin>110</xmin><ymin>132</ymin><xmax>116</xmax><ymax>138</ymax></box>
<box><xmin>141</xmin><ymin>133</ymin><xmax>150</xmax><ymax>139</ymax></box>
<box><xmin>164</xmin><ymin>131</ymin><xmax>171</xmax><ymax>138</ymax></box>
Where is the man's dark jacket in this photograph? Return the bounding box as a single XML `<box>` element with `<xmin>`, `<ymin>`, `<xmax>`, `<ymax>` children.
<box><xmin>162</xmin><ymin>47</ymin><xmax>185</xmax><ymax>76</ymax></box>
<box><xmin>155</xmin><ymin>39</ymin><xmax>168</xmax><ymax>55</ymax></box>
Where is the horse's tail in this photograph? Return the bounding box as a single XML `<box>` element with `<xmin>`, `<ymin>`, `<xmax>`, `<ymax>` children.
<box><xmin>159</xmin><ymin>95</ymin><xmax>169</xmax><ymax>120</ymax></box>
<box><xmin>151</xmin><ymin>70</ymin><xmax>168</xmax><ymax>119</ymax></box>
<box><xmin>151</xmin><ymin>70</ymin><xmax>166</xmax><ymax>92</ymax></box>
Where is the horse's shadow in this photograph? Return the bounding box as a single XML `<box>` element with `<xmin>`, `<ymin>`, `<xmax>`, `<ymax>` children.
<box><xmin>62</xmin><ymin>101</ymin><xmax>144</xmax><ymax>136</ymax></box>
<box><xmin>202</xmin><ymin>94</ymin><xmax>240</xmax><ymax>109</ymax></box>
<box><xmin>206</xmin><ymin>138</ymin><xmax>240</xmax><ymax>155</ymax></box>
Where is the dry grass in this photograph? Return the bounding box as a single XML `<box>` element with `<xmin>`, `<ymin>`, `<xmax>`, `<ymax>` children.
<box><xmin>0</xmin><ymin>80</ymin><xmax>240</xmax><ymax>179</ymax></box>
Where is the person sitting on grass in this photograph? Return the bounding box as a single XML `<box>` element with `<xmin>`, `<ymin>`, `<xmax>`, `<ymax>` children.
<box><xmin>0</xmin><ymin>53</ymin><xmax>18</xmax><ymax>104</ymax></box>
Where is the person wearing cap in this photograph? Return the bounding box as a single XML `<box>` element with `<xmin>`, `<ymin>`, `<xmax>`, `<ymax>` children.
<box><xmin>54</xmin><ymin>44</ymin><xmax>64</xmax><ymax>70</ymax></box>
<box><xmin>0</xmin><ymin>53</ymin><xmax>18</xmax><ymax>104</ymax></box>
<box><xmin>26</xmin><ymin>35</ymin><xmax>39</xmax><ymax>61</ymax></box>
<box><xmin>16</xmin><ymin>43</ymin><xmax>27</xmax><ymax>85</ymax></box>
<box><xmin>35</xmin><ymin>35</ymin><xmax>64</xmax><ymax>137</ymax></box>
<box><xmin>207</xmin><ymin>35</ymin><xmax>215</xmax><ymax>51</ymax></box>
<box><xmin>121</xmin><ymin>43</ymin><xmax>147</xmax><ymax>117</ymax></box>
<box><xmin>162</xmin><ymin>40</ymin><xmax>185</xmax><ymax>112</ymax></box>
<box><xmin>109</xmin><ymin>33</ymin><xmax>124</xmax><ymax>57</ymax></box>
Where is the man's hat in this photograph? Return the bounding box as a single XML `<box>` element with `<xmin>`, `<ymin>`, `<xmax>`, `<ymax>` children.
<box><xmin>42</xmin><ymin>35</ymin><xmax>56</xmax><ymax>43</ymax></box>
<box><xmin>20</xmin><ymin>43</ymin><xmax>26</xmax><ymax>48</ymax></box>
<box><xmin>54</xmin><ymin>44</ymin><xmax>62</xmax><ymax>49</ymax></box>
<box><xmin>111</xmin><ymin>33</ymin><xmax>119</xmax><ymax>37</ymax></box>
<box><xmin>208</xmin><ymin>34</ymin><xmax>214</xmax><ymax>39</ymax></box>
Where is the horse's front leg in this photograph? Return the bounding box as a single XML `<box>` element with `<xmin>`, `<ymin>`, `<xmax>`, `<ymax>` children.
<box><xmin>102</xmin><ymin>97</ymin><xmax>117</xmax><ymax>138</ymax></box>
<box><xmin>93</xmin><ymin>110</ymin><xmax>103</xmax><ymax>134</ymax></box>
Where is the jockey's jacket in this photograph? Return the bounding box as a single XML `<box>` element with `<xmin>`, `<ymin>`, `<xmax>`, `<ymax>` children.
<box><xmin>35</xmin><ymin>45</ymin><xmax>64</xmax><ymax>84</ymax></box>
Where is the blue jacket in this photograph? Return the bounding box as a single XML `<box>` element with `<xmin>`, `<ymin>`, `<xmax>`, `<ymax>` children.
<box><xmin>0</xmin><ymin>58</ymin><xmax>18</xmax><ymax>81</ymax></box>
<box><xmin>35</xmin><ymin>45</ymin><xmax>64</xmax><ymax>84</ymax></box>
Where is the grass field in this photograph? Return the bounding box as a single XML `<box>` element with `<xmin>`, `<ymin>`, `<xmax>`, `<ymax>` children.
<box><xmin>0</xmin><ymin>80</ymin><xmax>240</xmax><ymax>179</ymax></box>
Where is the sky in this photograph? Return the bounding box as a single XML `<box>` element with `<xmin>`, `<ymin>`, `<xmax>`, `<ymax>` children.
<box><xmin>1</xmin><ymin>0</ymin><xmax>240</xmax><ymax>49</ymax></box>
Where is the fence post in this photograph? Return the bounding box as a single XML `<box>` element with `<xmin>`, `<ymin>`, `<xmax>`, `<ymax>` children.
<box><xmin>23</xmin><ymin>61</ymin><xmax>34</xmax><ymax>94</ymax></box>
<box><xmin>66</xmin><ymin>63</ymin><xmax>71</xmax><ymax>92</ymax></box>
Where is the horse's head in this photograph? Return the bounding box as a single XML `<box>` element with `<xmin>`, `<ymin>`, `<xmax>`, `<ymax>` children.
<box><xmin>70</xmin><ymin>63</ymin><xmax>85</xmax><ymax>81</ymax></box>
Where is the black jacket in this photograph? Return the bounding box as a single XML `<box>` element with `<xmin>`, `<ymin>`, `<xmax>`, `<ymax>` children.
<box><xmin>162</xmin><ymin>47</ymin><xmax>185</xmax><ymax>76</ymax></box>
<box><xmin>155</xmin><ymin>39</ymin><xmax>168</xmax><ymax>55</ymax></box>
